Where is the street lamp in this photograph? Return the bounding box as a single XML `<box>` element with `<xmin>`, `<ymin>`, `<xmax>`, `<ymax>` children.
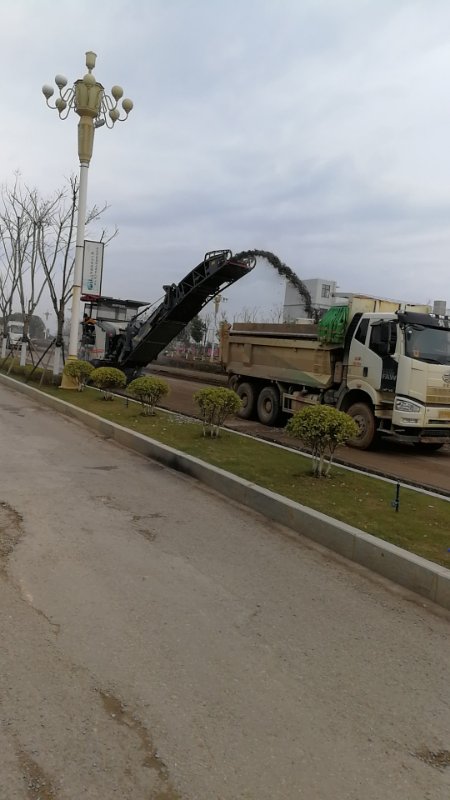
<box><xmin>42</xmin><ymin>51</ymin><xmax>133</xmax><ymax>387</ymax></box>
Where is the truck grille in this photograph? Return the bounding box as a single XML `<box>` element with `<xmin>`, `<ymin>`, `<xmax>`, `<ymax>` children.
<box><xmin>426</xmin><ymin>385</ymin><xmax>450</xmax><ymax>404</ymax></box>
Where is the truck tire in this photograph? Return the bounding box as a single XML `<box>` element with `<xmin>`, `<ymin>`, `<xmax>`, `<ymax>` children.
<box><xmin>257</xmin><ymin>386</ymin><xmax>281</xmax><ymax>426</ymax></box>
<box><xmin>236</xmin><ymin>382</ymin><xmax>256</xmax><ymax>419</ymax></box>
<box><xmin>347</xmin><ymin>402</ymin><xmax>376</xmax><ymax>449</ymax></box>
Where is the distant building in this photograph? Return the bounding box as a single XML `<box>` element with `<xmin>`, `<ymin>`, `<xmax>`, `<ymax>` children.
<box><xmin>432</xmin><ymin>300</ymin><xmax>449</xmax><ymax>316</ymax></box>
<box><xmin>283</xmin><ymin>282</ymin><xmax>449</xmax><ymax>321</ymax></box>
<box><xmin>283</xmin><ymin>278</ymin><xmax>337</xmax><ymax>322</ymax></box>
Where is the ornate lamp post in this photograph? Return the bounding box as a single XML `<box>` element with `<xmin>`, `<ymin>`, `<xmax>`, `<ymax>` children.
<box><xmin>42</xmin><ymin>51</ymin><xmax>133</xmax><ymax>386</ymax></box>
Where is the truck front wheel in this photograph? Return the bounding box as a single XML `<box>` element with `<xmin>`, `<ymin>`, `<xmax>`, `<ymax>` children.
<box><xmin>347</xmin><ymin>402</ymin><xmax>376</xmax><ymax>449</ymax></box>
<box><xmin>236</xmin><ymin>382</ymin><xmax>256</xmax><ymax>419</ymax></box>
<box><xmin>257</xmin><ymin>386</ymin><xmax>281</xmax><ymax>426</ymax></box>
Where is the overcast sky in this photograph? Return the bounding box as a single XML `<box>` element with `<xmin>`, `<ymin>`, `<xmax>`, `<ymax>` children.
<box><xmin>2</xmin><ymin>0</ymin><xmax>450</xmax><ymax>324</ymax></box>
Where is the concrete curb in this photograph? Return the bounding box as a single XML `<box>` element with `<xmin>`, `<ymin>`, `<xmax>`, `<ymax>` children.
<box><xmin>2</xmin><ymin>372</ymin><xmax>450</xmax><ymax>611</ymax></box>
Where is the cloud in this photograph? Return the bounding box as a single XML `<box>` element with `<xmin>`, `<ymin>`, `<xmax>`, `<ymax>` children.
<box><xmin>1</xmin><ymin>0</ymin><xmax>450</xmax><ymax>327</ymax></box>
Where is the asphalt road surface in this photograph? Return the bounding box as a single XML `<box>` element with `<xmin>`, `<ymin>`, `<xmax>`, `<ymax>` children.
<box><xmin>148</xmin><ymin>366</ymin><xmax>450</xmax><ymax>495</ymax></box>
<box><xmin>0</xmin><ymin>381</ymin><xmax>449</xmax><ymax>800</ymax></box>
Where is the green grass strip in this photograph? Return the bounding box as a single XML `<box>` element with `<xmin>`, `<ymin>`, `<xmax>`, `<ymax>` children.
<box><xmin>28</xmin><ymin>383</ymin><xmax>449</xmax><ymax>568</ymax></box>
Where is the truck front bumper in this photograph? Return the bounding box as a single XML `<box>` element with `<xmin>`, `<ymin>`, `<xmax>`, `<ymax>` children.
<box><xmin>392</xmin><ymin>397</ymin><xmax>450</xmax><ymax>443</ymax></box>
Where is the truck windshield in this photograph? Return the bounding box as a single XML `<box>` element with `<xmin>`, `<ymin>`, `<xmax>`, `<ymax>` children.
<box><xmin>9</xmin><ymin>325</ymin><xmax>23</xmax><ymax>334</ymax></box>
<box><xmin>405</xmin><ymin>325</ymin><xmax>450</xmax><ymax>365</ymax></box>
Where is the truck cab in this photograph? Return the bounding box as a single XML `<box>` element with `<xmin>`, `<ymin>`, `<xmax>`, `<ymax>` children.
<box><xmin>342</xmin><ymin>311</ymin><xmax>450</xmax><ymax>449</ymax></box>
<box><xmin>79</xmin><ymin>295</ymin><xmax>149</xmax><ymax>365</ymax></box>
<box><xmin>6</xmin><ymin>320</ymin><xmax>24</xmax><ymax>347</ymax></box>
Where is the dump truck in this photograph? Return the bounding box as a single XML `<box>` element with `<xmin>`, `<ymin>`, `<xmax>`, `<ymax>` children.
<box><xmin>221</xmin><ymin>294</ymin><xmax>450</xmax><ymax>450</ymax></box>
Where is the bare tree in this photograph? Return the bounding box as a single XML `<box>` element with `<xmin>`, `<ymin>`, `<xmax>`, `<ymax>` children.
<box><xmin>19</xmin><ymin>196</ymin><xmax>57</xmax><ymax>361</ymax></box>
<box><xmin>266</xmin><ymin>304</ymin><xmax>284</xmax><ymax>323</ymax></box>
<box><xmin>232</xmin><ymin>305</ymin><xmax>283</xmax><ymax>324</ymax></box>
<box><xmin>0</xmin><ymin>262</ymin><xmax>19</xmax><ymax>349</ymax></box>
<box><xmin>0</xmin><ymin>174</ymin><xmax>64</xmax><ymax>363</ymax></box>
<box><xmin>233</xmin><ymin>306</ymin><xmax>260</xmax><ymax>323</ymax></box>
<box><xmin>0</xmin><ymin>176</ymin><xmax>28</xmax><ymax>353</ymax></box>
<box><xmin>0</xmin><ymin>174</ymin><xmax>116</xmax><ymax>372</ymax></box>
<box><xmin>37</xmin><ymin>175</ymin><xmax>116</xmax><ymax>369</ymax></box>
<box><xmin>201</xmin><ymin>311</ymin><xmax>212</xmax><ymax>355</ymax></box>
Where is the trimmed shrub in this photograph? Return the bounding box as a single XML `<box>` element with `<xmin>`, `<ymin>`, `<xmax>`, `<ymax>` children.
<box><xmin>286</xmin><ymin>405</ymin><xmax>358</xmax><ymax>477</ymax></box>
<box><xmin>3</xmin><ymin>358</ymin><xmax>31</xmax><ymax>379</ymax></box>
<box><xmin>23</xmin><ymin>364</ymin><xmax>44</xmax><ymax>383</ymax></box>
<box><xmin>0</xmin><ymin>358</ymin><xmax>59</xmax><ymax>386</ymax></box>
<box><xmin>2</xmin><ymin>357</ymin><xmax>22</xmax><ymax>376</ymax></box>
<box><xmin>193</xmin><ymin>387</ymin><xmax>242</xmax><ymax>437</ymax></box>
<box><xmin>63</xmin><ymin>359</ymin><xmax>95</xmax><ymax>391</ymax></box>
<box><xmin>90</xmin><ymin>366</ymin><xmax>126</xmax><ymax>400</ymax></box>
<box><xmin>128</xmin><ymin>375</ymin><xmax>169</xmax><ymax>415</ymax></box>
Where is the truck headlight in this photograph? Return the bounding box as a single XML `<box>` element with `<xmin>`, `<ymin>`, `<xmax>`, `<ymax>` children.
<box><xmin>394</xmin><ymin>397</ymin><xmax>422</xmax><ymax>413</ymax></box>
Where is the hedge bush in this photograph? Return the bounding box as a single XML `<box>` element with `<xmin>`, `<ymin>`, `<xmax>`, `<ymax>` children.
<box><xmin>286</xmin><ymin>405</ymin><xmax>358</xmax><ymax>477</ymax></box>
<box><xmin>63</xmin><ymin>359</ymin><xmax>95</xmax><ymax>391</ymax></box>
<box><xmin>128</xmin><ymin>375</ymin><xmax>169</xmax><ymax>415</ymax></box>
<box><xmin>0</xmin><ymin>357</ymin><xmax>59</xmax><ymax>386</ymax></box>
<box><xmin>90</xmin><ymin>366</ymin><xmax>126</xmax><ymax>399</ymax></box>
<box><xmin>193</xmin><ymin>387</ymin><xmax>242</xmax><ymax>437</ymax></box>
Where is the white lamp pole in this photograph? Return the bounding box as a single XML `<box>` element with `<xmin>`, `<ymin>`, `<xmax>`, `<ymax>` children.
<box><xmin>210</xmin><ymin>294</ymin><xmax>227</xmax><ymax>362</ymax></box>
<box><xmin>42</xmin><ymin>51</ymin><xmax>133</xmax><ymax>387</ymax></box>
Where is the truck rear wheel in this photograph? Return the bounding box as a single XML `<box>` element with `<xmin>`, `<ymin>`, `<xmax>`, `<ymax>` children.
<box><xmin>257</xmin><ymin>386</ymin><xmax>281</xmax><ymax>426</ymax></box>
<box><xmin>236</xmin><ymin>382</ymin><xmax>256</xmax><ymax>419</ymax></box>
<box><xmin>347</xmin><ymin>402</ymin><xmax>376</xmax><ymax>449</ymax></box>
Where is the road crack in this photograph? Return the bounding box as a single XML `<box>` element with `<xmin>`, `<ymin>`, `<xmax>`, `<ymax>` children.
<box><xmin>98</xmin><ymin>690</ymin><xmax>182</xmax><ymax>799</ymax></box>
<box><xmin>413</xmin><ymin>747</ymin><xmax>450</xmax><ymax>770</ymax></box>
<box><xmin>17</xmin><ymin>747</ymin><xmax>58</xmax><ymax>799</ymax></box>
<box><xmin>0</xmin><ymin>500</ymin><xmax>23</xmax><ymax>572</ymax></box>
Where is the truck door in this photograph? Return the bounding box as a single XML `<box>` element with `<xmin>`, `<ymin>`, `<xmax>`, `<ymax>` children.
<box><xmin>361</xmin><ymin>322</ymin><xmax>398</xmax><ymax>392</ymax></box>
<box><xmin>347</xmin><ymin>317</ymin><xmax>370</xmax><ymax>381</ymax></box>
<box><xmin>348</xmin><ymin>318</ymin><xmax>398</xmax><ymax>392</ymax></box>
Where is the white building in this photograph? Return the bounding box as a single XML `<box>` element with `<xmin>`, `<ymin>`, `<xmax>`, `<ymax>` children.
<box><xmin>283</xmin><ymin>278</ymin><xmax>449</xmax><ymax>322</ymax></box>
<box><xmin>283</xmin><ymin>278</ymin><xmax>337</xmax><ymax>322</ymax></box>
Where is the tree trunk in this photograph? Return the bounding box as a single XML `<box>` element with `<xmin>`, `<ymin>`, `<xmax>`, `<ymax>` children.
<box><xmin>56</xmin><ymin>308</ymin><xmax>65</xmax><ymax>345</ymax></box>
<box><xmin>49</xmin><ymin>307</ymin><xmax>65</xmax><ymax>376</ymax></box>
<box><xmin>53</xmin><ymin>346</ymin><xmax>62</xmax><ymax>376</ymax></box>
<box><xmin>19</xmin><ymin>315</ymin><xmax>31</xmax><ymax>367</ymax></box>
<box><xmin>19</xmin><ymin>342</ymin><xmax>27</xmax><ymax>367</ymax></box>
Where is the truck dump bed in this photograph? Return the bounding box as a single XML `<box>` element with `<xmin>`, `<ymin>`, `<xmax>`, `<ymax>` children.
<box><xmin>222</xmin><ymin>323</ymin><xmax>341</xmax><ymax>389</ymax></box>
